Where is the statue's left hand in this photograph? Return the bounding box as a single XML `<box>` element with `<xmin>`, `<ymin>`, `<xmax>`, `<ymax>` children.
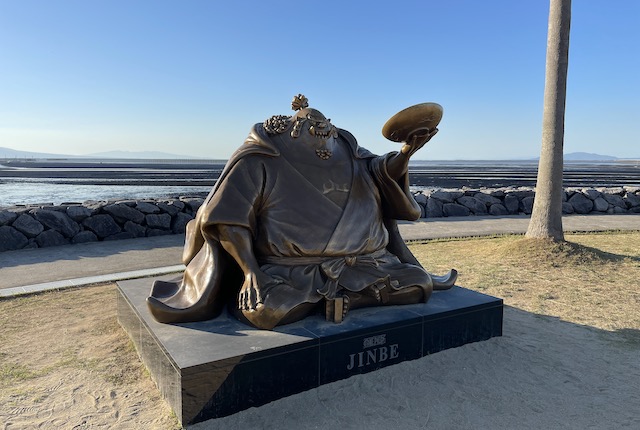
<box><xmin>400</xmin><ymin>128</ymin><xmax>439</xmax><ymax>157</ymax></box>
<box><xmin>387</xmin><ymin>128</ymin><xmax>439</xmax><ymax>178</ymax></box>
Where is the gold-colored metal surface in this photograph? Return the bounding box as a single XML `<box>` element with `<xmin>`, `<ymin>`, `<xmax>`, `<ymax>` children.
<box><xmin>147</xmin><ymin>95</ymin><xmax>456</xmax><ymax>330</ymax></box>
<box><xmin>382</xmin><ymin>102</ymin><xmax>443</xmax><ymax>143</ymax></box>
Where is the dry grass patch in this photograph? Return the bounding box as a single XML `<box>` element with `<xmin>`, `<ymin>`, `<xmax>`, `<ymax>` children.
<box><xmin>410</xmin><ymin>231</ymin><xmax>640</xmax><ymax>334</ymax></box>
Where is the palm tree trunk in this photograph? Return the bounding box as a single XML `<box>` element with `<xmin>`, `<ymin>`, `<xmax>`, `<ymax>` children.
<box><xmin>526</xmin><ymin>0</ymin><xmax>572</xmax><ymax>241</ymax></box>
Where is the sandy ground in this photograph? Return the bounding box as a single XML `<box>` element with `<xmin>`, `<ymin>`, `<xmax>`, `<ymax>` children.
<box><xmin>192</xmin><ymin>306</ymin><xmax>640</xmax><ymax>430</ymax></box>
<box><xmin>0</xmin><ymin>285</ymin><xmax>178</xmax><ymax>430</ymax></box>
<box><xmin>1</xmin><ymin>285</ymin><xmax>639</xmax><ymax>429</ymax></box>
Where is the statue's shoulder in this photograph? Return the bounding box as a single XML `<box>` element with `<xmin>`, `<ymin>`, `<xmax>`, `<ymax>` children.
<box><xmin>338</xmin><ymin>128</ymin><xmax>377</xmax><ymax>160</ymax></box>
<box><xmin>217</xmin><ymin>124</ymin><xmax>280</xmax><ymax>181</ymax></box>
<box><xmin>232</xmin><ymin>124</ymin><xmax>281</xmax><ymax>161</ymax></box>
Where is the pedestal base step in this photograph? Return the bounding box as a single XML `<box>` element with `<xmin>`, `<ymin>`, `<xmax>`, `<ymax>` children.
<box><xmin>117</xmin><ymin>277</ymin><xmax>503</xmax><ymax>426</ymax></box>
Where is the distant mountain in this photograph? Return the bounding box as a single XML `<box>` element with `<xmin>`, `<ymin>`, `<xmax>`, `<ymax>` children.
<box><xmin>564</xmin><ymin>152</ymin><xmax>618</xmax><ymax>161</ymax></box>
<box><xmin>0</xmin><ymin>147</ymin><xmax>83</xmax><ymax>159</ymax></box>
<box><xmin>1</xmin><ymin>146</ymin><xmax>628</xmax><ymax>162</ymax></box>
<box><xmin>528</xmin><ymin>152</ymin><xmax>621</xmax><ymax>161</ymax></box>
<box><xmin>0</xmin><ymin>147</ymin><xmax>201</xmax><ymax>160</ymax></box>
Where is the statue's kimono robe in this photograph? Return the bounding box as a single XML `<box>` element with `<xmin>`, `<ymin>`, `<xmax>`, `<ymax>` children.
<box><xmin>147</xmin><ymin>124</ymin><xmax>431</xmax><ymax>327</ymax></box>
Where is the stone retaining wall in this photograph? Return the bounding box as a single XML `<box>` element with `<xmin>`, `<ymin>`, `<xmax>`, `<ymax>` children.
<box><xmin>1</xmin><ymin>186</ymin><xmax>639</xmax><ymax>252</ymax></box>
<box><xmin>413</xmin><ymin>186</ymin><xmax>640</xmax><ymax>218</ymax></box>
<box><xmin>0</xmin><ymin>197</ymin><xmax>204</xmax><ymax>252</ymax></box>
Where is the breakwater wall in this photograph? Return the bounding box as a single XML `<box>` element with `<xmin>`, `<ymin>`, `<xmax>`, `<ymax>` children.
<box><xmin>0</xmin><ymin>197</ymin><xmax>204</xmax><ymax>252</ymax></box>
<box><xmin>413</xmin><ymin>186</ymin><xmax>640</xmax><ymax>218</ymax></box>
<box><xmin>1</xmin><ymin>186</ymin><xmax>639</xmax><ymax>252</ymax></box>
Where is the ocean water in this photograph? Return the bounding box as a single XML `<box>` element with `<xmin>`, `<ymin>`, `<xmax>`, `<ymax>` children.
<box><xmin>1</xmin><ymin>159</ymin><xmax>638</xmax><ymax>208</ymax></box>
<box><xmin>0</xmin><ymin>179</ymin><xmax>212</xmax><ymax>208</ymax></box>
<box><xmin>0</xmin><ymin>159</ymin><xmax>220</xmax><ymax>207</ymax></box>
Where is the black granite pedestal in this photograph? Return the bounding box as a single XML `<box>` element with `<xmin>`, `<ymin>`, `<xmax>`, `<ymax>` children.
<box><xmin>117</xmin><ymin>277</ymin><xmax>503</xmax><ymax>427</ymax></box>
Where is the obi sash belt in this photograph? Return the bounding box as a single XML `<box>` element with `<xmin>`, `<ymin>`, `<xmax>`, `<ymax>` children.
<box><xmin>260</xmin><ymin>249</ymin><xmax>402</xmax><ymax>300</ymax></box>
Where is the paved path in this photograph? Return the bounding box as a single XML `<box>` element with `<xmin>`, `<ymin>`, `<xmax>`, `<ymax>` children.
<box><xmin>398</xmin><ymin>213</ymin><xmax>640</xmax><ymax>240</ymax></box>
<box><xmin>1</xmin><ymin>214</ymin><xmax>639</xmax><ymax>297</ymax></box>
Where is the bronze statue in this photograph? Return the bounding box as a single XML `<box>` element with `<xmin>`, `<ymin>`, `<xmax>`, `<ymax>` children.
<box><xmin>147</xmin><ymin>95</ymin><xmax>456</xmax><ymax>329</ymax></box>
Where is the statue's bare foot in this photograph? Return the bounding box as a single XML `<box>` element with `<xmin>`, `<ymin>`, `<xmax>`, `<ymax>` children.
<box><xmin>340</xmin><ymin>294</ymin><xmax>350</xmax><ymax>321</ymax></box>
<box><xmin>364</xmin><ymin>283</ymin><xmax>390</xmax><ymax>304</ymax></box>
<box><xmin>371</xmin><ymin>285</ymin><xmax>382</xmax><ymax>302</ymax></box>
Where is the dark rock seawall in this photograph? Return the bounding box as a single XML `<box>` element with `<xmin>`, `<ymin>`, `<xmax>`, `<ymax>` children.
<box><xmin>0</xmin><ymin>197</ymin><xmax>204</xmax><ymax>252</ymax></box>
<box><xmin>1</xmin><ymin>186</ymin><xmax>639</xmax><ymax>252</ymax></box>
<box><xmin>413</xmin><ymin>186</ymin><xmax>640</xmax><ymax>218</ymax></box>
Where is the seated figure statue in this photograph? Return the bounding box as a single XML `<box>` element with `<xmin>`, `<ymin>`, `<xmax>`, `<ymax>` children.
<box><xmin>147</xmin><ymin>94</ymin><xmax>456</xmax><ymax>330</ymax></box>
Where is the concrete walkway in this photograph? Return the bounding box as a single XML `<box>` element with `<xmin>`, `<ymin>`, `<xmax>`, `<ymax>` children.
<box><xmin>1</xmin><ymin>214</ymin><xmax>639</xmax><ymax>297</ymax></box>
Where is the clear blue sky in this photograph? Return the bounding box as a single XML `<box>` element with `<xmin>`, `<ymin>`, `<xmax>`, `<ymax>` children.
<box><xmin>1</xmin><ymin>0</ymin><xmax>638</xmax><ymax>160</ymax></box>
